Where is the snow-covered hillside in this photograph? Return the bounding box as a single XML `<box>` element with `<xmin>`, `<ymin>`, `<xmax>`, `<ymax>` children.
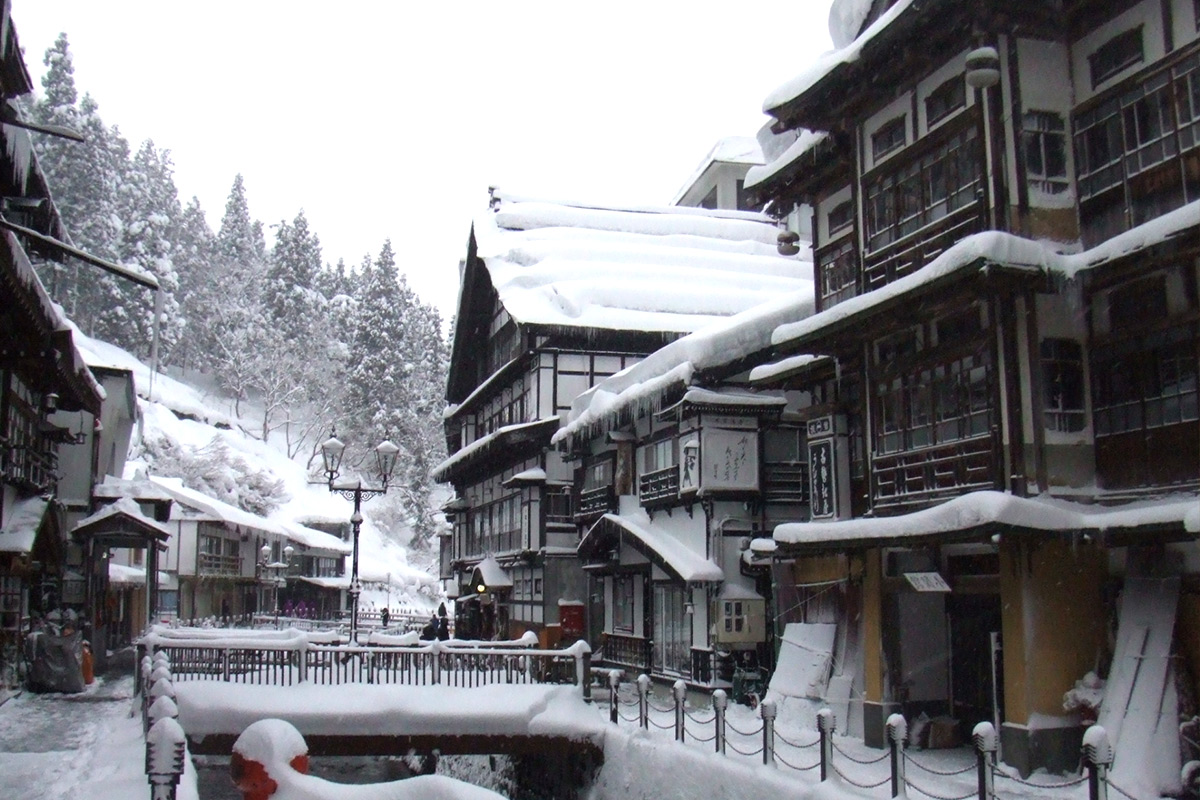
<box><xmin>75</xmin><ymin>327</ymin><xmax>443</xmax><ymax>612</ymax></box>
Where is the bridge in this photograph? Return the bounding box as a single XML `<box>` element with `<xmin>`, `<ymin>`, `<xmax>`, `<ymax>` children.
<box><xmin>140</xmin><ymin>625</ymin><xmax>605</xmax><ymax>761</ymax></box>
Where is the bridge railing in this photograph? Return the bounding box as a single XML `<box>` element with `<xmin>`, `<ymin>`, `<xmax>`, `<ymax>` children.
<box><xmin>138</xmin><ymin>626</ymin><xmax>592</xmax><ymax>698</ymax></box>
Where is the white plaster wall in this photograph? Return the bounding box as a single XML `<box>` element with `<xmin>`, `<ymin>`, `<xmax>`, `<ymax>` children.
<box><xmin>1173</xmin><ymin>0</ymin><xmax>1199</xmax><ymax>48</ymax></box>
<box><xmin>1071</xmin><ymin>0</ymin><xmax>1166</xmax><ymax>104</ymax></box>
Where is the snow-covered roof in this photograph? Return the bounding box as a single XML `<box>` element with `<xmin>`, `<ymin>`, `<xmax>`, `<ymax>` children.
<box><xmin>0</xmin><ymin>496</ymin><xmax>48</xmax><ymax>554</ymax></box>
<box><xmin>744</xmin><ymin>130</ymin><xmax>829</xmax><ymax>191</ymax></box>
<box><xmin>109</xmin><ymin>562</ymin><xmax>169</xmax><ymax>586</ymax></box>
<box><xmin>583</xmin><ymin>498</ymin><xmax>723</xmax><ymax>583</ymax></box>
<box><xmin>772</xmin><ymin>202</ymin><xmax>1200</xmax><ymax>350</ymax></box>
<box><xmin>554</xmin><ymin>289</ymin><xmax>815</xmax><ymax>447</ymax></box>
<box><xmin>502</xmin><ymin>468</ymin><xmax>550</xmax><ymax>488</ymax></box>
<box><xmin>431</xmin><ymin>417</ymin><xmax>558</xmax><ymax>482</ymax></box>
<box><xmin>748</xmin><ymin>354</ymin><xmax>828</xmax><ymax>384</ymax></box>
<box><xmin>472</xmin><ymin>189</ymin><xmax>812</xmax><ymax>335</ymax></box>
<box><xmin>471</xmin><ymin>556</ymin><xmax>513</xmax><ymax>589</ymax></box>
<box><xmin>774</xmin><ymin>491</ymin><xmax>1200</xmax><ymax>549</ymax></box>
<box><xmin>763</xmin><ymin>0</ymin><xmax>918</xmax><ymax>116</ymax></box>
<box><xmin>148</xmin><ymin>476</ymin><xmax>347</xmax><ymax>553</ymax></box>
<box><xmin>677</xmin><ymin>387</ymin><xmax>788</xmax><ymax>409</ymax></box>
<box><xmin>93</xmin><ymin>475</ymin><xmax>177</xmax><ymax>502</ymax></box>
<box><xmin>75</xmin><ymin>496</ymin><xmax>172</xmax><ymax>538</ymax></box>
<box><xmin>669</xmin><ymin>136</ymin><xmax>764</xmax><ymax>206</ymax></box>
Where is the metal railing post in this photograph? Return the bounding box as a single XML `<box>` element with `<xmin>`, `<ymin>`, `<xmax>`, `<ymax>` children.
<box><xmin>818</xmin><ymin>707</ymin><xmax>836</xmax><ymax>781</ymax></box>
<box><xmin>973</xmin><ymin>722</ymin><xmax>997</xmax><ymax>800</ymax></box>
<box><xmin>761</xmin><ymin>699</ymin><xmax>777</xmax><ymax>767</ymax></box>
<box><xmin>673</xmin><ymin>679</ymin><xmax>687</xmax><ymax>742</ymax></box>
<box><xmin>637</xmin><ymin>674</ymin><xmax>650</xmax><ymax>729</ymax></box>
<box><xmin>1083</xmin><ymin>725</ymin><xmax>1113</xmax><ymax>800</ymax></box>
<box><xmin>431</xmin><ymin>641</ymin><xmax>442</xmax><ymax>685</ymax></box>
<box><xmin>298</xmin><ymin>640</ymin><xmax>308</xmax><ymax>683</ymax></box>
<box><xmin>887</xmin><ymin>713</ymin><xmax>908</xmax><ymax>798</ymax></box>
<box><xmin>221</xmin><ymin>648</ymin><xmax>230</xmax><ymax>682</ymax></box>
<box><xmin>712</xmin><ymin>689</ymin><xmax>728</xmax><ymax>755</ymax></box>
<box><xmin>608</xmin><ymin>670</ymin><xmax>620</xmax><ymax>724</ymax></box>
<box><xmin>581</xmin><ymin>647</ymin><xmax>593</xmax><ymax>703</ymax></box>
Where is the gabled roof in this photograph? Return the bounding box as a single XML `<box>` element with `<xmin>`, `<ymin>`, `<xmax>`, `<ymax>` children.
<box><xmin>669</xmin><ymin>136</ymin><xmax>764</xmax><ymax>207</ymax></box>
<box><xmin>472</xmin><ymin>189</ymin><xmax>811</xmax><ymax>334</ymax></box>
<box><xmin>579</xmin><ymin>501</ymin><xmax>724</xmax><ymax>584</ymax></box>
<box><xmin>0</xmin><ymin>496</ymin><xmax>49</xmax><ymax>554</ymax></box>
<box><xmin>432</xmin><ymin>417</ymin><xmax>559</xmax><ymax>484</ymax></box>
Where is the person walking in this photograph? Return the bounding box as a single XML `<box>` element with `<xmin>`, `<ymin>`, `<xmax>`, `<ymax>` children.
<box><xmin>380</xmin><ymin>607</ymin><xmax>390</xmax><ymax>629</ymax></box>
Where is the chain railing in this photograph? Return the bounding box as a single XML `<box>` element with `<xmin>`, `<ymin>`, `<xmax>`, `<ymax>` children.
<box><xmin>599</xmin><ymin>671</ymin><xmax>1127</xmax><ymax>800</ymax></box>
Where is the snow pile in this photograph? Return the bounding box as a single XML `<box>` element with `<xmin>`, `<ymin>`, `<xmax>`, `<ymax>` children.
<box><xmin>828</xmin><ymin>0</ymin><xmax>874</xmax><ymax>47</ymax></box>
<box><xmin>744</xmin><ymin>130</ymin><xmax>829</xmax><ymax>191</ymax></box>
<box><xmin>1063</xmin><ymin>672</ymin><xmax>1105</xmax><ymax>718</ymax></box>
<box><xmin>473</xmin><ymin>190</ymin><xmax>812</xmax><ymax>334</ymax></box>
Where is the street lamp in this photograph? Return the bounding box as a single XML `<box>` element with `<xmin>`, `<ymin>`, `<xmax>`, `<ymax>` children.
<box><xmin>320</xmin><ymin>431</ymin><xmax>399</xmax><ymax>642</ymax></box>
<box><xmin>258</xmin><ymin>543</ymin><xmax>295</xmax><ymax>626</ymax></box>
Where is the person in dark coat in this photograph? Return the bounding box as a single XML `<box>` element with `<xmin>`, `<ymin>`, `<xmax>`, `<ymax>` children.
<box><xmin>380</xmin><ymin>607</ymin><xmax>390</xmax><ymax>629</ymax></box>
<box><xmin>421</xmin><ymin>616</ymin><xmax>437</xmax><ymax>640</ymax></box>
<box><xmin>436</xmin><ymin>602</ymin><xmax>450</xmax><ymax>640</ymax></box>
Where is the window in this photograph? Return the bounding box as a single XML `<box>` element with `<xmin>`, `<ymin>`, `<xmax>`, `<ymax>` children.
<box><xmin>640</xmin><ymin>438</ymin><xmax>676</xmax><ymax>474</ymax></box>
<box><xmin>872</xmin><ymin>115</ymin><xmax>907</xmax><ymax>161</ymax></box>
<box><xmin>925</xmin><ymin>76</ymin><xmax>966</xmax><ymax>127</ymax></box>
<box><xmin>875</xmin><ymin>353</ymin><xmax>991</xmax><ymax>454</ymax></box>
<box><xmin>1041</xmin><ymin>339</ymin><xmax>1086</xmax><ymax>433</ymax></box>
<box><xmin>0</xmin><ymin>575</ymin><xmax>23</xmax><ymax>631</ymax></box>
<box><xmin>1109</xmin><ymin>276</ymin><xmax>1167</xmax><ymax>330</ymax></box>
<box><xmin>613</xmin><ymin>575</ymin><xmax>635</xmax><ymax>632</ymax></box>
<box><xmin>818</xmin><ymin>239</ymin><xmax>857</xmax><ymax>308</ymax></box>
<box><xmin>723</xmin><ymin>601</ymin><xmax>746</xmax><ymax>634</ymax></box>
<box><xmin>582</xmin><ymin>459</ymin><xmax>613</xmax><ymax>491</ymax></box>
<box><xmin>1093</xmin><ymin>327</ymin><xmax>1198</xmax><ymax>435</ymax></box>
<box><xmin>827</xmin><ymin>199</ymin><xmax>854</xmax><ymax>234</ymax></box>
<box><xmin>1023</xmin><ymin>111</ymin><xmax>1069</xmax><ymax>194</ymax></box>
<box><xmin>1089</xmin><ymin>27</ymin><xmax>1144</xmax><ymax>89</ymax></box>
<box><xmin>699</xmin><ymin>187</ymin><xmax>718</xmax><ymax>209</ymax></box>
<box><xmin>866</xmin><ymin>127</ymin><xmax>981</xmax><ymax>250</ymax></box>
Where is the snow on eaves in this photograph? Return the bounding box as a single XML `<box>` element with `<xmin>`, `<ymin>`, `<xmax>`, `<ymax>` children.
<box><xmin>772</xmin><ymin>201</ymin><xmax>1200</xmax><ymax>348</ymax></box>
<box><xmin>748</xmin><ymin>354</ymin><xmax>828</xmax><ymax>384</ymax></box>
<box><xmin>432</xmin><ymin>418</ymin><xmax>557</xmax><ymax>480</ymax></box>
<box><xmin>744</xmin><ymin>130</ymin><xmax>829</xmax><ymax>191</ymax></box>
<box><xmin>774</xmin><ymin>490</ymin><xmax>1200</xmax><ymax>547</ymax></box>
<box><xmin>0</xmin><ymin>495</ymin><xmax>48</xmax><ymax>554</ymax></box>
<box><xmin>148</xmin><ymin>476</ymin><xmax>347</xmax><ymax>554</ymax></box>
<box><xmin>763</xmin><ymin>0</ymin><xmax>918</xmax><ymax>115</ymax></box>
<box><xmin>475</xmin><ymin>191</ymin><xmax>812</xmax><ymax>334</ymax></box>
<box><xmin>554</xmin><ymin>289</ymin><xmax>816</xmax><ymax>446</ymax></box>
<box><xmin>600</xmin><ymin>503</ymin><xmax>724</xmax><ymax>583</ymax></box>
<box><xmin>678</xmin><ymin>387</ymin><xmax>788</xmax><ymax>408</ymax></box>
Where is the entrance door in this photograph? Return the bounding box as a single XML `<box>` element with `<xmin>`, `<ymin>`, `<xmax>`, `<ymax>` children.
<box><xmin>948</xmin><ymin>593</ymin><xmax>1002</xmax><ymax>727</ymax></box>
<box><xmin>652</xmin><ymin>584</ymin><xmax>691</xmax><ymax>676</ymax></box>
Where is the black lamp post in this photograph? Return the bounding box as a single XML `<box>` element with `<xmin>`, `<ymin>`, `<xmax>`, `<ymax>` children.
<box><xmin>259</xmin><ymin>543</ymin><xmax>294</xmax><ymax>626</ymax></box>
<box><xmin>320</xmin><ymin>432</ymin><xmax>399</xmax><ymax>643</ymax></box>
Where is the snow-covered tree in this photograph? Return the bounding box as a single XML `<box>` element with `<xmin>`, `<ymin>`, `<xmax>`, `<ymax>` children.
<box><xmin>171</xmin><ymin>197</ymin><xmax>217</xmax><ymax>370</ymax></box>
<box><xmin>264</xmin><ymin>210</ymin><xmax>321</xmax><ymax>340</ymax></box>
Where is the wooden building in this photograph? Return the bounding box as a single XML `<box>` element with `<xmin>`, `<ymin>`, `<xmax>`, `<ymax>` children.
<box><xmin>436</xmin><ymin>188</ymin><xmax>812</xmax><ymax>645</ymax></box>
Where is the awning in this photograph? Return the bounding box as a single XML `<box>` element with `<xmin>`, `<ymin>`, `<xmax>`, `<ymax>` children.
<box><xmin>0</xmin><ymin>496</ymin><xmax>49</xmax><ymax>554</ymax></box>
<box><xmin>773</xmin><ymin>490</ymin><xmax>1200</xmax><ymax>555</ymax></box>
<box><xmin>579</xmin><ymin>505</ymin><xmax>723</xmax><ymax>583</ymax></box>
<box><xmin>468</xmin><ymin>556</ymin><xmax>513</xmax><ymax>594</ymax></box>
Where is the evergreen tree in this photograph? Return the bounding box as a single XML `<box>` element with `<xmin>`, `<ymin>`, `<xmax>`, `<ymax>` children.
<box><xmin>216</xmin><ymin>174</ymin><xmax>266</xmax><ymax>289</ymax></box>
<box><xmin>172</xmin><ymin>197</ymin><xmax>217</xmax><ymax>370</ymax></box>
<box><xmin>264</xmin><ymin>210</ymin><xmax>321</xmax><ymax>339</ymax></box>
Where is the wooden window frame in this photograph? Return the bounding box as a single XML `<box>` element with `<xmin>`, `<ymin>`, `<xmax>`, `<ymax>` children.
<box><xmin>1089</xmin><ymin>26</ymin><xmax>1144</xmax><ymax>89</ymax></box>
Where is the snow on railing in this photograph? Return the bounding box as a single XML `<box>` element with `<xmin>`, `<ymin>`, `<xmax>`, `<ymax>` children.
<box><xmin>601</xmin><ymin>670</ymin><xmax>1112</xmax><ymax>800</ymax></box>
<box><xmin>139</xmin><ymin>625</ymin><xmax>593</xmax><ymax>699</ymax></box>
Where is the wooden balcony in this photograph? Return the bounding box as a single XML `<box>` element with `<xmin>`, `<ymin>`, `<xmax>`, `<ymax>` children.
<box><xmin>638</xmin><ymin>466</ymin><xmax>679</xmax><ymax>507</ymax></box>
<box><xmin>863</xmin><ymin>203</ymin><xmax>984</xmax><ymax>293</ymax></box>
<box><xmin>871</xmin><ymin>433</ymin><xmax>997</xmax><ymax>511</ymax></box>
<box><xmin>762</xmin><ymin>462</ymin><xmax>809</xmax><ymax>504</ymax></box>
<box><xmin>601</xmin><ymin>632</ymin><xmax>651</xmax><ymax>673</ymax></box>
<box><xmin>576</xmin><ymin>485</ymin><xmax>616</xmax><ymax>521</ymax></box>
<box><xmin>198</xmin><ymin>552</ymin><xmax>243</xmax><ymax>577</ymax></box>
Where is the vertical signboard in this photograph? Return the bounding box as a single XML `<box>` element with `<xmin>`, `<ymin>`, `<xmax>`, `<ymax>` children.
<box><xmin>807</xmin><ymin>415</ymin><xmax>849</xmax><ymax>520</ymax></box>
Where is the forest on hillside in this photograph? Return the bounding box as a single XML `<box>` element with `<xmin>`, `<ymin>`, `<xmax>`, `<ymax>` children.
<box><xmin>25</xmin><ymin>34</ymin><xmax>449</xmax><ymax>553</ymax></box>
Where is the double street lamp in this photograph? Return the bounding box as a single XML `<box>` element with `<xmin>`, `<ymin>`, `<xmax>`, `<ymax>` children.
<box><xmin>320</xmin><ymin>433</ymin><xmax>399</xmax><ymax>643</ymax></box>
<box><xmin>259</xmin><ymin>543</ymin><xmax>294</xmax><ymax>625</ymax></box>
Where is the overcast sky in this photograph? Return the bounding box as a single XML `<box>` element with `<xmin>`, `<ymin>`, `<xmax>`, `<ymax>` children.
<box><xmin>12</xmin><ymin>1</ymin><xmax>834</xmax><ymax>321</ymax></box>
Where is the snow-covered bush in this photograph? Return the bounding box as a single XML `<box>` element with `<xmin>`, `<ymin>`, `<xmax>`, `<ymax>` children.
<box><xmin>137</xmin><ymin>434</ymin><xmax>288</xmax><ymax>516</ymax></box>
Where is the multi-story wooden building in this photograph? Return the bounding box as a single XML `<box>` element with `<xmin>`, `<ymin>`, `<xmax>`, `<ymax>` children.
<box><xmin>436</xmin><ymin>188</ymin><xmax>812</xmax><ymax>645</ymax></box>
<box><xmin>562</xmin><ymin>0</ymin><xmax>1199</xmax><ymax>785</ymax></box>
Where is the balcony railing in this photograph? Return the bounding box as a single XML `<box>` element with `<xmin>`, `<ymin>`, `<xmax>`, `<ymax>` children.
<box><xmin>638</xmin><ymin>466</ymin><xmax>679</xmax><ymax>506</ymax></box>
<box><xmin>871</xmin><ymin>433</ymin><xmax>996</xmax><ymax>511</ymax></box>
<box><xmin>762</xmin><ymin>461</ymin><xmax>809</xmax><ymax>504</ymax></box>
<box><xmin>576</xmin><ymin>485</ymin><xmax>616</xmax><ymax>520</ymax></box>
<box><xmin>863</xmin><ymin>202</ymin><xmax>984</xmax><ymax>293</ymax></box>
<box><xmin>601</xmin><ymin>632</ymin><xmax>652</xmax><ymax>672</ymax></box>
<box><xmin>198</xmin><ymin>553</ymin><xmax>243</xmax><ymax>577</ymax></box>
